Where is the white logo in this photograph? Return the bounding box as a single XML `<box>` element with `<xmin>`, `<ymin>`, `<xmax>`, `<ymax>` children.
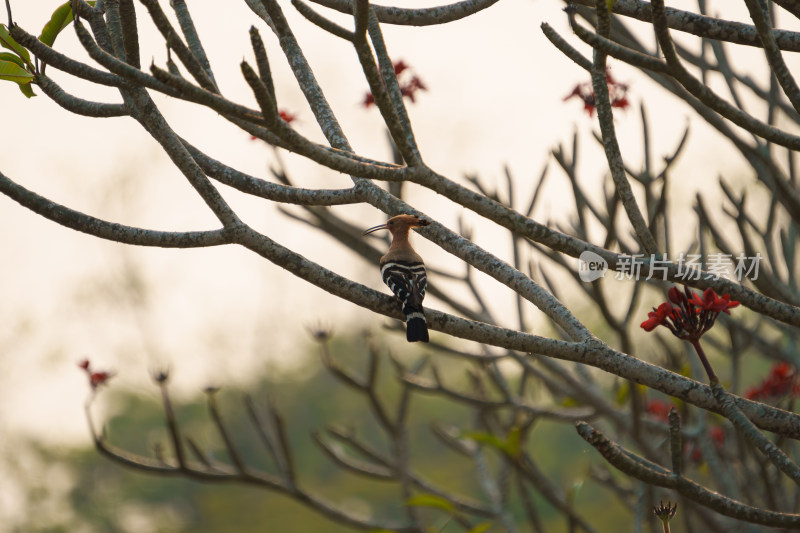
<box><xmin>578</xmin><ymin>251</ymin><xmax>608</xmax><ymax>282</ymax></box>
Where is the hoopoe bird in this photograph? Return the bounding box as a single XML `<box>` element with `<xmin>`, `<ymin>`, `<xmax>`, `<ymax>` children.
<box><xmin>363</xmin><ymin>214</ymin><xmax>431</xmax><ymax>342</ymax></box>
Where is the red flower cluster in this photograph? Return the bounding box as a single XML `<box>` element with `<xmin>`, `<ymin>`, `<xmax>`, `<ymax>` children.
<box><xmin>563</xmin><ymin>68</ymin><xmax>629</xmax><ymax>117</ymax></box>
<box><xmin>363</xmin><ymin>59</ymin><xmax>427</xmax><ymax>108</ymax></box>
<box><xmin>249</xmin><ymin>108</ymin><xmax>297</xmax><ymax>141</ymax></box>
<box><xmin>645</xmin><ymin>399</ymin><xmax>675</xmax><ymax>422</ymax></box>
<box><xmin>279</xmin><ymin>109</ymin><xmax>297</xmax><ymax>124</ymax></box>
<box><xmin>745</xmin><ymin>362</ymin><xmax>800</xmax><ymax>401</ymax></box>
<box><xmin>393</xmin><ymin>59</ymin><xmax>409</xmax><ymax>76</ymax></box>
<box><xmin>644</xmin><ymin>399</ymin><xmax>725</xmax><ymax>463</ymax></box>
<box><xmin>78</xmin><ymin>359</ymin><xmax>114</xmax><ymax>390</ymax></box>
<box><xmin>687</xmin><ymin>426</ymin><xmax>725</xmax><ymax>463</ymax></box>
<box><xmin>640</xmin><ymin>286</ymin><xmax>739</xmax><ymax>341</ymax></box>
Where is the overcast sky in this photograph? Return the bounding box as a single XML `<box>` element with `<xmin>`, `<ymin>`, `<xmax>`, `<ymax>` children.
<box><xmin>0</xmin><ymin>0</ymin><xmax>788</xmax><ymax>453</ymax></box>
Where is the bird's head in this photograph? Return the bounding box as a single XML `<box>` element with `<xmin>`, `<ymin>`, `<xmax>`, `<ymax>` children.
<box><xmin>362</xmin><ymin>214</ymin><xmax>430</xmax><ymax>236</ymax></box>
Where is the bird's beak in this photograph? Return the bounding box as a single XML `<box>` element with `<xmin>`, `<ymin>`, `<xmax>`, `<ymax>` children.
<box><xmin>362</xmin><ymin>223</ymin><xmax>388</xmax><ymax>236</ymax></box>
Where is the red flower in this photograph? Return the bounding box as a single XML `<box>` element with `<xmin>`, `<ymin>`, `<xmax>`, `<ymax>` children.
<box><xmin>563</xmin><ymin>67</ymin><xmax>629</xmax><ymax>117</ymax></box>
<box><xmin>362</xmin><ymin>60</ymin><xmax>426</xmax><ymax>108</ymax></box>
<box><xmin>745</xmin><ymin>362</ymin><xmax>800</xmax><ymax>401</ymax></box>
<box><xmin>667</xmin><ymin>286</ymin><xmax>684</xmax><ymax>305</ymax></box>
<box><xmin>90</xmin><ymin>371</ymin><xmax>114</xmax><ymax>389</ymax></box>
<box><xmin>562</xmin><ymin>86</ymin><xmax>581</xmax><ymax>101</ymax></box>
<box><xmin>399</xmin><ymin>75</ymin><xmax>427</xmax><ymax>103</ymax></box>
<box><xmin>408</xmin><ymin>75</ymin><xmax>427</xmax><ymax>91</ymax></box>
<box><xmin>645</xmin><ymin>399</ymin><xmax>675</xmax><ymax>422</ymax></box>
<box><xmin>710</xmin><ymin>426</ymin><xmax>725</xmax><ymax>448</ymax></box>
<box><xmin>78</xmin><ymin>359</ymin><xmax>115</xmax><ymax>390</ymax></box>
<box><xmin>363</xmin><ymin>92</ymin><xmax>376</xmax><ymax>108</ymax></box>
<box><xmin>611</xmin><ymin>95</ymin><xmax>630</xmax><ymax>111</ymax></box>
<box><xmin>687</xmin><ymin>426</ymin><xmax>726</xmax><ymax>463</ymax></box>
<box><xmin>640</xmin><ymin>302</ymin><xmax>673</xmax><ymax>331</ymax></box>
<box><xmin>563</xmin><ymin>83</ymin><xmax>595</xmax><ymax>116</ymax></box>
<box><xmin>393</xmin><ymin>60</ymin><xmax>409</xmax><ymax>76</ymax></box>
<box><xmin>582</xmin><ymin>96</ymin><xmax>597</xmax><ymax>117</ymax></box>
<box><xmin>688</xmin><ymin>288</ymin><xmax>740</xmax><ymax>314</ymax></box>
<box><xmin>279</xmin><ymin>109</ymin><xmax>297</xmax><ymax>124</ymax></box>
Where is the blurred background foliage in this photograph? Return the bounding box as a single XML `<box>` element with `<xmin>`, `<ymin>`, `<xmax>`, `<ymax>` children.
<box><xmin>9</xmin><ymin>333</ymin><xmax>628</xmax><ymax>533</ymax></box>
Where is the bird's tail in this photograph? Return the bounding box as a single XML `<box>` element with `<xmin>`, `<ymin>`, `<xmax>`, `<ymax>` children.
<box><xmin>403</xmin><ymin>306</ymin><xmax>429</xmax><ymax>343</ymax></box>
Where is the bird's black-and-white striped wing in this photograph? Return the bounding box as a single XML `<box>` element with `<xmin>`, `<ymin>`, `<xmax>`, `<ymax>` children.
<box><xmin>381</xmin><ymin>260</ymin><xmax>427</xmax><ymax>310</ymax></box>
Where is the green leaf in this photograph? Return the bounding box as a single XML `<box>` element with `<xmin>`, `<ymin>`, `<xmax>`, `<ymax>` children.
<box><xmin>39</xmin><ymin>2</ymin><xmax>74</xmax><ymax>48</ymax></box>
<box><xmin>606</xmin><ymin>0</ymin><xmax>618</xmax><ymax>10</ymax></box>
<box><xmin>615</xmin><ymin>381</ymin><xmax>629</xmax><ymax>405</ymax></box>
<box><xmin>505</xmin><ymin>425</ymin><xmax>522</xmax><ymax>459</ymax></box>
<box><xmin>18</xmin><ymin>81</ymin><xmax>36</xmax><ymax>98</ymax></box>
<box><xmin>567</xmin><ymin>479</ymin><xmax>584</xmax><ymax>505</ymax></box>
<box><xmin>462</xmin><ymin>430</ymin><xmax>521</xmax><ymax>458</ymax></box>
<box><xmin>0</xmin><ymin>51</ymin><xmax>25</xmax><ymax>69</ymax></box>
<box><xmin>462</xmin><ymin>431</ymin><xmax>507</xmax><ymax>450</ymax></box>
<box><xmin>560</xmin><ymin>396</ymin><xmax>579</xmax><ymax>407</ymax></box>
<box><xmin>405</xmin><ymin>493</ymin><xmax>455</xmax><ymax>514</ymax></box>
<box><xmin>0</xmin><ymin>24</ymin><xmax>30</xmax><ymax>65</ymax></box>
<box><xmin>0</xmin><ymin>58</ymin><xmax>34</xmax><ymax>83</ymax></box>
<box><xmin>467</xmin><ymin>522</ymin><xmax>492</xmax><ymax>533</ymax></box>
<box><xmin>39</xmin><ymin>1</ymin><xmax>96</xmax><ymax>47</ymax></box>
